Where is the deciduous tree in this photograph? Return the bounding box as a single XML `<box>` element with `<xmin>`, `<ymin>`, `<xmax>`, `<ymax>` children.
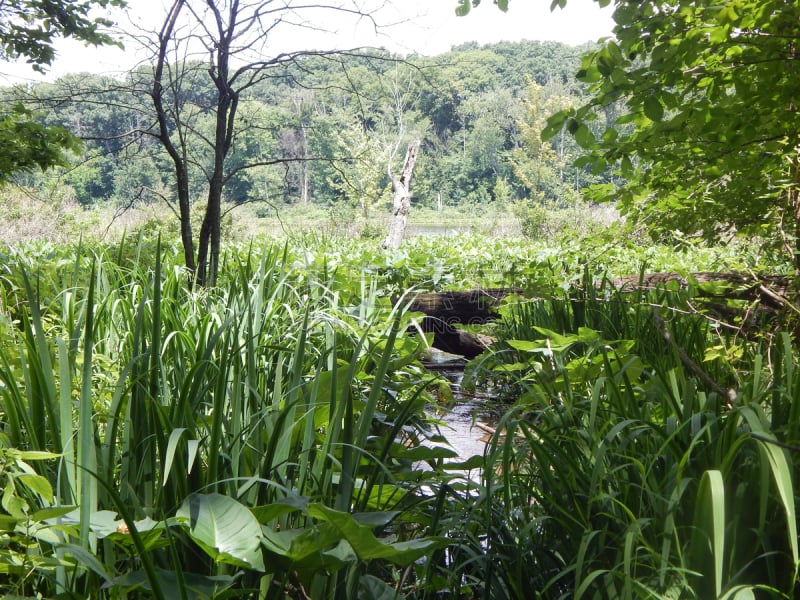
<box><xmin>0</xmin><ymin>0</ymin><xmax>124</xmax><ymax>180</ymax></box>
<box><xmin>136</xmin><ymin>0</ymin><xmax>398</xmax><ymax>286</ymax></box>
<box><xmin>464</xmin><ymin>0</ymin><xmax>800</xmax><ymax>267</ymax></box>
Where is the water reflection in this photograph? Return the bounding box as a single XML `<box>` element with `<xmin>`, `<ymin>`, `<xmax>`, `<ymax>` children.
<box><xmin>426</xmin><ymin>369</ymin><xmax>499</xmax><ymax>467</ymax></box>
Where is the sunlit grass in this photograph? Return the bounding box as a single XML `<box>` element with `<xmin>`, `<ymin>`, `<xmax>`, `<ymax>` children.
<box><xmin>0</xmin><ymin>232</ymin><xmax>797</xmax><ymax>598</ymax></box>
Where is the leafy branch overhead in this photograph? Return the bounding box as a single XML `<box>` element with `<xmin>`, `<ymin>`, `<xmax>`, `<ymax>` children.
<box><xmin>0</xmin><ymin>0</ymin><xmax>126</xmax><ymax>181</ymax></box>
<box><xmin>455</xmin><ymin>0</ymin><xmax>509</xmax><ymax>17</ymax></box>
<box><xmin>462</xmin><ymin>0</ymin><xmax>800</xmax><ymax>266</ymax></box>
<box><xmin>0</xmin><ymin>0</ymin><xmax>125</xmax><ymax>72</ymax></box>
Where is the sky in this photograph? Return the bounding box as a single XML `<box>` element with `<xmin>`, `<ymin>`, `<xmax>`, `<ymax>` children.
<box><xmin>0</xmin><ymin>0</ymin><xmax>615</xmax><ymax>84</ymax></box>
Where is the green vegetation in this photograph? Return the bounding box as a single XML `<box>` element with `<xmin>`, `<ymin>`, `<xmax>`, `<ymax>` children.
<box><xmin>469</xmin><ymin>0</ymin><xmax>800</xmax><ymax>266</ymax></box>
<box><xmin>0</xmin><ymin>236</ymin><xmax>446</xmax><ymax>598</ymax></box>
<box><xmin>0</xmin><ymin>0</ymin><xmax>124</xmax><ymax>180</ymax></box>
<box><xmin>2</xmin><ymin>37</ymin><xmax>603</xmax><ymax>278</ymax></box>
<box><xmin>0</xmin><ymin>233</ymin><xmax>798</xmax><ymax>598</ymax></box>
<box><xmin>2</xmin><ymin>0</ymin><xmax>800</xmax><ymax>597</ymax></box>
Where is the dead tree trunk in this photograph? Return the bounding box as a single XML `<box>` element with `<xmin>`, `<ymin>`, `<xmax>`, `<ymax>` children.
<box><xmin>382</xmin><ymin>140</ymin><xmax>420</xmax><ymax>250</ymax></box>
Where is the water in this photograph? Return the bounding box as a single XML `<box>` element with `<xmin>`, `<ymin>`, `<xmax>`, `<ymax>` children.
<box><xmin>435</xmin><ymin>399</ymin><xmax>493</xmax><ymax>461</ymax></box>
<box><xmin>425</xmin><ymin>368</ymin><xmax>498</xmax><ymax>468</ymax></box>
<box><xmin>406</xmin><ymin>223</ymin><xmax>472</xmax><ymax>237</ymax></box>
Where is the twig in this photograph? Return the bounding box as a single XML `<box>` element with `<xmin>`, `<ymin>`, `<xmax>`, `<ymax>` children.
<box><xmin>104</xmin><ymin>187</ymin><xmax>146</xmax><ymax>237</ymax></box>
<box><xmin>652</xmin><ymin>307</ymin><xmax>735</xmax><ymax>405</ymax></box>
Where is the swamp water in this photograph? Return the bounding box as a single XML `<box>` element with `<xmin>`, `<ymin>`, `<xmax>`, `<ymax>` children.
<box><xmin>423</xmin><ymin>364</ymin><xmax>501</xmax><ymax>473</ymax></box>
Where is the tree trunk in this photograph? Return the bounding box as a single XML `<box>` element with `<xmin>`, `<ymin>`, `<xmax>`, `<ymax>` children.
<box><xmin>196</xmin><ymin>22</ymin><xmax>236</xmax><ymax>288</ymax></box>
<box><xmin>177</xmin><ymin>166</ymin><xmax>194</xmax><ymax>275</ymax></box>
<box><xmin>382</xmin><ymin>140</ymin><xmax>420</xmax><ymax>250</ymax></box>
<box><xmin>300</xmin><ymin>123</ymin><xmax>310</xmax><ymax>205</ymax></box>
<box><xmin>151</xmin><ymin>0</ymin><xmax>195</xmax><ymax>275</ymax></box>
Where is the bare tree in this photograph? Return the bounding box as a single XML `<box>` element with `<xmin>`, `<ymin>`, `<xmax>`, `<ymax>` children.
<box><xmin>379</xmin><ymin>63</ymin><xmax>423</xmax><ymax>249</ymax></box>
<box><xmin>382</xmin><ymin>139</ymin><xmax>419</xmax><ymax>250</ymax></box>
<box><xmin>134</xmin><ymin>0</ymin><xmax>395</xmax><ymax>287</ymax></box>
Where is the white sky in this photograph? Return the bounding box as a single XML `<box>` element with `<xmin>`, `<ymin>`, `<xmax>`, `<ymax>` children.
<box><xmin>0</xmin><ymin>0</ymin><xmax>614</xmax><ymax>84</ymax></box>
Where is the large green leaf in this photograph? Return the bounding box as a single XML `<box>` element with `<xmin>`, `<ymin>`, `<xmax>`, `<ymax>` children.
<box><xmin>176</xmin><ymin>493</ymin><xmax>265</xmax><ymax>571</ymax></box>
<box><xmin>261</xmin><ymin>522</ymin><xmax>351</xmax><ymax>574</ymax></box>
<box><xmin>358</xmin><ymin>574</ymin><xmax>399</xmax><ymax>600</ymax></box>
<box><xmin>307</xmin><ymin>503</ymin><xmax>447</xmax><ymax>566</ymax></box>
<box><xmin>107</xmin><ymin>567</ymin><xmax>235</xmax><ymax>600</ymax></box>
<box><xmin>643</xmin><ymin>95</ymin><xmax>664</xmax><ymax>122</ymax></box>
<box><xmin>251</xmin><ymin>495</ymin><xmax>309</xmax><ymax>524</ymax></box>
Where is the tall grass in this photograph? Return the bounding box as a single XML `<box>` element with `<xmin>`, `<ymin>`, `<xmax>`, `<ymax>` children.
<box><xmin>446</xmin><ymin>278</ymin><xmax>800</xmax><ymax>599</ymax></box>
<box><xmin>0</xmin><ymin>237</ymin><xmax>450</xmax><ymax>598</ymax></box>
<box><xmin>1</xmin><ymin>235</ymin><xmax>798</xmax><ymax>598</ymax></box>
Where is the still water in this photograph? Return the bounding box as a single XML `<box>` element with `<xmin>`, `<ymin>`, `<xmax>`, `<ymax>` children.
<box><xmin>425</xmin><ymin>368</ymin><xmax>499</xmax><ymax>469</ymax></box>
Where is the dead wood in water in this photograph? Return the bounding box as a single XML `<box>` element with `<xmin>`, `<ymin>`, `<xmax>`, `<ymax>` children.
<box><xmin>612</xmin><ymin>272</ymin><xmax>792</xmax><ymax>309</ymax></box>
<box><xmin>398</xmin><ymin>272</ymin><xmax>795</xmax><ymax>358</ymax></box>
<box><xmin>382</xmin><ymin>140</ymin><xmax>420</xmax><ymax>251</ymax></box>
<box><xmin>404</xmin><ymin>288</ymin><xmax>519</xmax><ymax>324</ymax></box>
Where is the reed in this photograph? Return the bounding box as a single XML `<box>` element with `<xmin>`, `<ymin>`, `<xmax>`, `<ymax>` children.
<box><xmin>0</xmin><ymin>238</ymin><xmax>448</xmax><ymax>598</ymax></box>
<box><xmin>447</xmin><ymin>279</ymin><xmax>799</xmax><ymax>599</ymax></box>
<box><xmin>1</xmin><ymin>235</ymin><xmax>797</xmax><ymax>598</ymax></box>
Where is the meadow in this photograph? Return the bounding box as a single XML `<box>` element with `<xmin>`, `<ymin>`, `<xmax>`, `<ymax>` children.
<box><xmin>0</xmin><ymin>226</ymin><xmax>798</xmax><ymax>599</ymax></box>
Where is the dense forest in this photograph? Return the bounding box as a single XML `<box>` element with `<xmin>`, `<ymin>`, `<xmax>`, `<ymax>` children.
<box><xmin>2</xmin><ymin>39</ymin><xmax>607</xmax><ymax>214</ymax></box>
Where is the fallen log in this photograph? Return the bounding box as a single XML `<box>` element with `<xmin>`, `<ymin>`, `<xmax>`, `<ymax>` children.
<box><xmin>399</xmin><ymin>272</ymin><xmax>794</xmax><ymax>357</ymax></box>
<box><xmin>404</xmin><ymin>273</ymin><xmax>793</xmax><ymax>322</ymax></box>
<box><xmin>403</xmin><ymin>288</ymin><xmax>518</xmax><ymax>324</ymax></box>
<box><xmin>612</xmin><ymin>272</ymin><xmax>792</xmax><ymax>309</ymax></box>
<box><xmin>414</xmin><ymin>316</ymin><xmax>491</xmax><ymax>359</ymax></box>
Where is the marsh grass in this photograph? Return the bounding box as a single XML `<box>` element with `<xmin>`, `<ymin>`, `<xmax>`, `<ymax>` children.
<box><xmin>449</xmin><ymin>275</ymin><xmax>800</xmax><ymax>599</ymax></box>
<box><xmin>0</xmin><ymin>237</ymin><xmax>454</xmax><ymax>598</ymax></box>
<box><xmin>1</xmin><ymin>234</ymin><xmax>798</xmax><ymax>599</ymax></box>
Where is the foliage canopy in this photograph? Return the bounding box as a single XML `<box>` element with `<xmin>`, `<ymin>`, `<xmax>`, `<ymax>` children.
<box><xmin>0</xmin><ymin>0</ymin><xmax>125</xmax><ymax>181</ymax></box>
<box><xmin>463</xmin><ymin>0</ymin><xmax>800</xmax><ymax>264</ymax></box>
<box><xmin>0</xmin><ymin>0</ymin><xmax>124</xmax><ymax>71</ymax></box>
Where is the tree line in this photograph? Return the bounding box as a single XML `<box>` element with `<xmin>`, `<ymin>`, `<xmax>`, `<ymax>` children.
<box><xmin>6</xmin><ymin>0</ymin><xmax>798</xmax><ymax>279</ymax></box>
<box><xmin>4</xmin><ymin>39</ymin><xmax>602</xmax><ymax>213</ymax></box>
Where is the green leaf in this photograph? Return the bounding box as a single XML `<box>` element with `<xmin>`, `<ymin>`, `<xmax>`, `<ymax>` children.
<box><xmin>251</xmin><ymin>496</ymin><xmax>309</xmax><ymax>523</ymax></box>
<box><xmin>643</xmin><ymin>95</ymin><xmax>664</xmax><ymax>122</ymax></box>
<box><xmin>163</xmin><ymin>428</ymin><xmax>198</xmax><ymax>486</ymax></box>
<box><xmin>542</xmin><ymin>109</ymin><xmax>573</xmax><ymax>140</ymax></box>
<box><xmin>692</xmin><ymin>470</ymin><xmax>725</xmax><ymax>597</ymax></box>
<box><xmin>720</xmin><ymin>586</ymin><xmax>757</xmax><ymax>600</ymax></box>
<box><xmin>444</xmin><ymin>455</ymin><xmax>484</xmax><ymax>470</ymax></box>
<box><xmin>573</xmin><ymin>124</ymin><xmax>596</xmax><ymax>149</ymax></box>
<box><xmin>307</xmin><ymin>503</ymin><xmax>447</xmax><ymax>566</ymax></box>
<box><xmin>12</xmin><ymin>450</ymin><xmax>62</xmax><ymax>461</ymax></box>
<box><xmin>394</xmin><ymin>445</ymin><xmax>458</xmax><ymax>461</ymax></box>
<box><xmin>533</xmin><ymin>326</ymin><xmax>579</xmax><ymax>348</ymax></box>
<box><xmin>455</xmin><ymin>0</ymin><xmax>471</xmax><ymax>17</ymax></box>
<box><xmin>61</xmin><ymin>543</ymin><xmax>113</xmax><ymax>580</ymax></box>
<box><xmin>107</xmin><ymin>567</ymin><xmax>235</xmax><ymax>600</ymax></box>
<box><xmin>352</xmin><ymin>511</ymin><xmax>400</xmax><ymax>528</ymax></box>
<box><xmin>507</xmin><ymin>339</ymin><xmax>546</xmax><ymax>353</ymax></box>
<box><xmin>29</xmin><ymin>505</ymin><xmax>76</xmax><ymax>521</ymax></box>
<box><xmin>358</xmin><ymin>574</ymin><xmax>397</xmax><ymax>600</ymax></box>
<box><xmin>0</xmin><ymin>514</ymin><xmax>21</xmax><ymax>529</ymax></box>
<box><xmin>261</xmin><ymin>523</ymin><xmax>346</xmax><ymax>571</ymax></box>
<box><xmin>741</xmin><ymin>408</ymin><xmax>799</xmax><ymax>564</ymax></box>
<box><xmin>59</xmin><ymin>509</ymin><xmax>124</xmax><ymax>539</ymax></box>
<box><xmin>16</xmin><ymin>474</ymin><xmax>53</xmax><ymax>502</ymax></box>
<box><xmin>176</xmin><ymin>493</ymin><xmax>265</xmax><ymax>571</ymax></box>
